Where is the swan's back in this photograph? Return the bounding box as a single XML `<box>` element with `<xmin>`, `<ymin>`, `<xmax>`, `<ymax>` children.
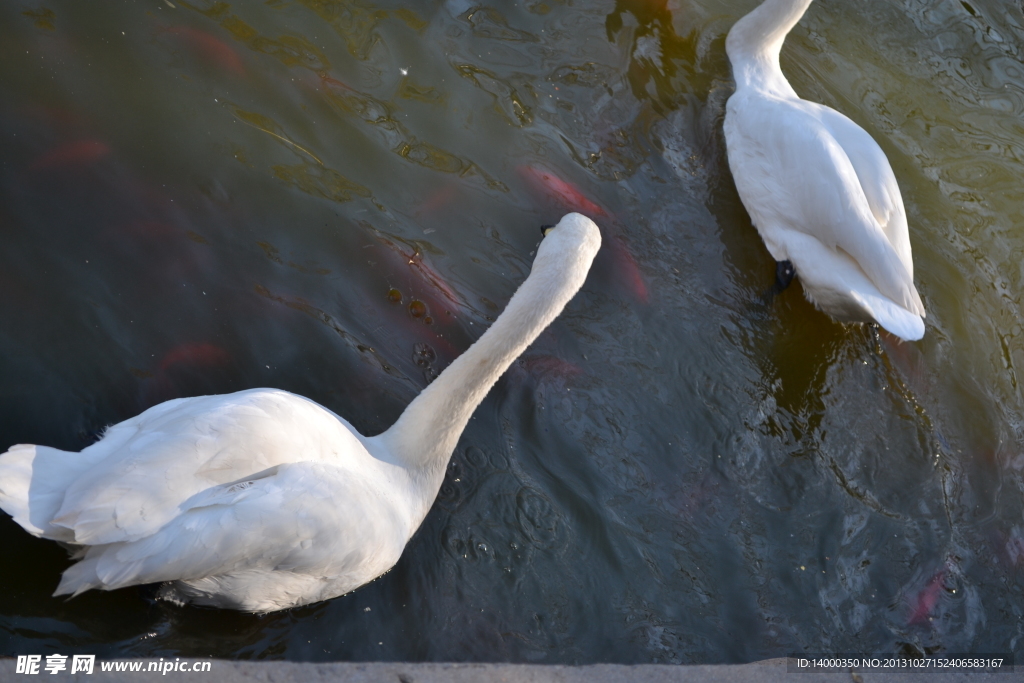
<box><xmin>61</xmin><ymin>457</ymin><xmax>410</xmax><ymax>611</ymax></box>
<box><xmin>3</xmin><ymin>390</ymin><xmax>376</xmax><ymax>546</ymax></box>
<box><xmin>0</xmin><ymin>389</ymin><xmax>419</xmax><ymax>610</ymax></box>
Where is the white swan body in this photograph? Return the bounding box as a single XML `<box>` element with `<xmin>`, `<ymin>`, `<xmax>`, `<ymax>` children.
<box><xmin>723</xmin><ymin>0</ymin><xmax>926</xmax><ymax>341</ymax></box>
<box><xmin>0</xmin><ymin>213</ymin><xmax>601</xmax><ymax>613</ymax></box>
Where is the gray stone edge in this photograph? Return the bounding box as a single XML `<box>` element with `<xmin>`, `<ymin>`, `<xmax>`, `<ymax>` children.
<box><xmin>1</xmin><ymin>658</ymin><xmax>1020</xmax><ymax>682</ymax></box>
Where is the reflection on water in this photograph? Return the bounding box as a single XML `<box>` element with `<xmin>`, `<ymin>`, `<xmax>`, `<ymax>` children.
<box><xmin>1</xmin><ymin>0</ymin><xmax>1023</xmax><ymax>664</ymax></box>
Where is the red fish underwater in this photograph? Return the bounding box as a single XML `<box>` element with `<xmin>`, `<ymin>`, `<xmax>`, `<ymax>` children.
<box><xmin>158</xmin><ymin>342</ymin><xmax>232</xmax><ymax>372</ymax></box>
<box><xmin>518</xmin><ymin>165</ymin><xmax>607</xmax><ymax>218</ymax></box>
<box><xmin>160</xmin><ymin>25</ymin><xmax>245</xmax><ymax>76</ymax></box>
<box><xmin>30</xmin><ymin>140</ymin><xmax>110</xmax><ymax>172</ymax></box>
<box><xmin>518</xmin><ymin>166</ymin><xmax>648</xmax><ymax>303</ymax></box>
<box><xmin>609</xmin><ymin>236</ymin><xmax>649</xmax><ymax>304</ymax></box>
<box><xmin>907</xmin><ymin>566</ymin><xmax>948</xmax><ymax>625</ymax></box>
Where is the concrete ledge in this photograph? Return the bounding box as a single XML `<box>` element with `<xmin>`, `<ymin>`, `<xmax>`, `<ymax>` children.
<box><xmin>2</xmin><ymin>659</ymin><xmax>1020</xmax><ymax>682</ymax></box>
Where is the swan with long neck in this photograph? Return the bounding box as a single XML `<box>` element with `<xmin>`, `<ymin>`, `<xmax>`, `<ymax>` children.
<box><xmin>0</xmin><ymin>212</ymin><xmax>601</xmax><ymax>613</ymax></box>
<box><xmin>723</xmin><ymin>0</ymin><xmax>926</xmax><ymax>340</ymax></box>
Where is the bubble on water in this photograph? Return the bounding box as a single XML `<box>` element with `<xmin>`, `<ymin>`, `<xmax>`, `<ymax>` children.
<box><xmin>409</xmin><ymin>299</ymin><xmax>427</xmax><ymax>318</ymax></box>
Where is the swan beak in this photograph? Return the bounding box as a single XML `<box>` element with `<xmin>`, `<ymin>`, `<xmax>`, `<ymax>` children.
<box><xmin>540</xmin><ymin>224</ymin><xmax>555</xmax><ymax>236</ymax></box>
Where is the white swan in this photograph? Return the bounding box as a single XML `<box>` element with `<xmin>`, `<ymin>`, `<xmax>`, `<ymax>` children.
<box><xmin>0</xmin><ymin>213</ymin><xmax>601</xmax><ymax>613</ymax></box>
<box><xmin>723</xmin><ymin>0</ymin><xmax>926</xmax><ymax>341</ymax></box>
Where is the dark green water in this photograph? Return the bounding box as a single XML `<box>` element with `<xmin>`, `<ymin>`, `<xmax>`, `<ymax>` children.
<box><xmin>1</xmin><ymin>0</ymin><xmax>1023</xmax><ymax>664</ymax></box>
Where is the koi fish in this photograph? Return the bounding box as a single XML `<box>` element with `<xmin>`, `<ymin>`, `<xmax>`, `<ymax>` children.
<box><xmin>517</xmin><ymin>166</ymin><xmax>647</xmax><ymax>302</ymax></box>
<box><xmin>20</xmin><ymin>103</ymin><xmax>82</xmax><ymax>130</ymax></box>
<box><xmin>609</xmin><ymin>236</ymin><xmax>649</xmax><ymax>304</ymax></box>
<box><xmin>519</xmin><ymin>354</ymin><xmax>583</xmax><ymax>380</ymax></box>
<box><xmin>405</xmin><ymin>252</ymin><xmax>462</xmax><ymax>310</ymax></box>
<box><xmin>373</xmin><ymin>235</ymin><xmax>464</xmax><ymax>315</ymax></box>
<box><xmin>29</xmin><ymin>140</ymin><xmax>110</xmax><ymax>171</ymax></box>
<box><xmin>319</xmin><ymin>74</ymin><xmax>353</xmax><ymax>93</ymax></box>
<box><xmin>287</xmin><ymin>71</ymin><xmax>349</xmax><ymax>98</ymax></box>
<box><xmin>908</xmin><ymin>568</ymin><xmax>946</xmax><ymax>625</ymax></box>
<box><xmin>161</xmin><ymin>25</ymin><xmax>245</xmax><ymax>76</ymax></box>
<box><xmin>159</xmin><ymin>342</ymin><xmax>232</xmax><ymax>372</ymax></box>
<box><xmin>414</xmin><ymin>184</ymin><xmax>458</xmax><ymax>217</ymax></box>
<box><xmin>518</xmin><ymin>165</ymin><xmax>607</xmax><ymax>217</ymax></box>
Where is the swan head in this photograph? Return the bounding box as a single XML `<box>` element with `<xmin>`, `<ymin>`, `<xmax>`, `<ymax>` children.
<box><xmin>537</xmin><ymin>213</ymin><xmax>602</xmax><ymax>262</ymax></box>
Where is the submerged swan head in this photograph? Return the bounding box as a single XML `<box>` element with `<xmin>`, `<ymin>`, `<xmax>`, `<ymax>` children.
<box><xmin>0</xmin><ymin>212</ymin><xmax>602</xmax><ymax>612</ymax></box>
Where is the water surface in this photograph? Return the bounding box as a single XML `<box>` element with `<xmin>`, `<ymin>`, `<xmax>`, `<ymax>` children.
<box><xmin>1</xmin><ymin>0</ymin><xmax>1023</xmax><ymax>664</ymax></box>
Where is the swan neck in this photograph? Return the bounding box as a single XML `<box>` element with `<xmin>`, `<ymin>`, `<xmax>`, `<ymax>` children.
<box><xmin>726</xmin><ymin>0</ymin><xmax>813</xmax><ymax>94</ymax></box>
<box><xmin>380</xmin><ymin>230</ymin><xmax>594</xmax><ymax>478</ymax></box>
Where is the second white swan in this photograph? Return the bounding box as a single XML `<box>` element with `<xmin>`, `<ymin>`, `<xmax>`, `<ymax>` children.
<box><xmin>0</xmin><ymin>212</ymin><xmax>601</xmax><ymax>613</ymax></box>
<box><xmin>723</xmin><ymin>0</ymin><xmax>926</xmax><ymax>341</ymax></box>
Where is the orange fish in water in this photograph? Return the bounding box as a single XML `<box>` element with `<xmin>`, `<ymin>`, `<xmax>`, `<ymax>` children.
<box><xmin>386</xmin><ymin>288</ymin><xmax>465</xmax><ymax>366</ymax></box>
<box><xmin>414</xmin><ymin>184</ymin><xmax>459</xmax><ymax>217</ymax></box>
<box><xmin>609</xmin><ymin>236</ymin><xmax>649</xmax><ymax>304</ymax></box>
<box><xmin>159</xmin><ymin>342</ymin><xmax>232</xmax><ymax>372</ymax></box>
<box><xmin>404</xmin><ymin>251</ymin><xmax>462</xmax><ymax>311</ymax></box>
<box><xmin>138</xmin><ymin>342</ymin><xmax>233</xmax><ymax>405</ymax></box>
<box><xmin>372</xmin><ymin>292</ymin><xmax>464</xmax><ymax>380</ymax></box>
<box><xmin>374</xmin><ymin>235</ymin><xmax>464</xmax><ymax>318</ymax></box>
<box><xmin>29</xmin><ymin>140</ymin><xmax>110</xmax><ymax>172</ymax></box>
<box><xmin>516</xmin><ymin>354</ymin><xmax>583</xmax><ymax>383</ymax></box>
<box><xmin>318</xmin><ymin>73</ymin><xmax>353</xmax><ymax>93</ymax></box>
<box><xmin>287</xmin><ymin>71</ymin><xmax>348</xmax><ymax>98</ymax></box>
<box><xmin>19</xmin><ymin>103</ymin><xmax>84</xmax><ymax>132</ymax></box>
<box><xmin>907</xmin><ymin>568</ymin><xmax>947</xmax><ymax>625</ymax></box>
<box><xmin>518</xmin><ymin>165</ymin><xmax>607</xmax><ymax>218</ymax></box>
<box><xmin>516</xmin><ymin>166</ymin><xmax>648</xmax><ymax>302</ymax></box>
<box><xmin>161</xmin><ymin>25</ymin><xmax>245</xmax><ymax>76</ymax></box>
<box><xmin>373</xmin><ymin>242</ymin><xmax>474</xmax><ymax>376</ymax></box>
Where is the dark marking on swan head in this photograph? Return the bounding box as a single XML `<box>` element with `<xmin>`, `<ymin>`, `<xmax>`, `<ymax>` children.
<box><xmin>540</xmin><ymin>224</ymin><xmax>555</xmax><ymax>236</ymax></box>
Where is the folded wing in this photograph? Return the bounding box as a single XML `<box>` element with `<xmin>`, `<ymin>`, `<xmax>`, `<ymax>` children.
<box><xmin>725</xmin><ymin>94</ymin><xmax>924</xmax><ymax>318</ymax></box>
<box><xmin>55</xmin><ymin>461</ymin><xmax>405</xmax><ymax>601</ymax></box>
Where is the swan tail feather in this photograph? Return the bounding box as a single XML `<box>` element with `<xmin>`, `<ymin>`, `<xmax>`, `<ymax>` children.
<box><xmin>849</xmin><ymin>292</ymin><xmax>925</xmax><ymax>341</ymax></box>
<box><xmin>839</xmin><ymin>226</ymin><xmax>925</xmax><ymax>320</ymax></box>
<box><xmin>0</xmin><ymin>444</ymin><xmax>86</xmax><ymax>542</ymax></box>
<box><xmin>54</xmin><ymin>544</ymin><xmax>157</xmax><ymax>596</ymax></box>
<box><xmin>54</xmin><ymin>556</ymin><xmax>103</xmax><ymax>597</ymax></box>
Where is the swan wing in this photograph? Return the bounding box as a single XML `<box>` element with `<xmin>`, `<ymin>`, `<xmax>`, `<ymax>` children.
<box><xmin>50</xmin><ymin>389</ymin><xmax>366</xmax><ymax>546</ymax></box>
<box><xmin>782</xmin><ymin>232</ymin><xmax>925</xmax><ymax>340</ymax></box>
<box><xmin>809</xmin><ymin>102</ymin><xmax>915</xmax><ymax>278</ymax></box>
<box><xmin>55</xmin><ymin>461</ymin><xmax>406</xmax><ymax>604</ymax></box>
<box><xmin>724</xmin><ymin>93</ymin><xmax>924</xmax><ymax>317</ymax></box>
